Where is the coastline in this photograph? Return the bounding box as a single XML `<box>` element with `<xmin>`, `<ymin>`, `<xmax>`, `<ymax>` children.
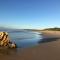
<box><xmin>1</xmin><ymin>31</ymin><xmax>60</xmax><ymax>60</ymax></box>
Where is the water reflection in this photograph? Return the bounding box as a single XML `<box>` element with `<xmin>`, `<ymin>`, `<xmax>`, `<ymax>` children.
<box><xmin>0</xmin><ymin>47</ymin><xmax>17</xmax><ymax>55</ymax></box>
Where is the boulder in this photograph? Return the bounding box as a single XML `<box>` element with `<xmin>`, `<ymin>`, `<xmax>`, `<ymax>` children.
<box><xmin>0</xmin><ymin>32</ymin><xmax>16</xmax><ymax>48</ymax></box>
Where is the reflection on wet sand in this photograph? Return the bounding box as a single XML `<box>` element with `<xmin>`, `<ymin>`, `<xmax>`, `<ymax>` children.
<box><xmin>0</xmin><ymin>47</ymin><xmax>17</xmax><ymax>55</ymax></box>
<box><xmin>0</xmin><ymin>36</ymin><xmax>60</xmax><ymax>55</ymax></box>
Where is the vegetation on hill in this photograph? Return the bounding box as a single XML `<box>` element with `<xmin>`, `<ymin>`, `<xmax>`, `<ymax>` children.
<box><xmin>44</xmin><ymin>27</ymin><xmax>60</xmax><ymax>31</ymax></box>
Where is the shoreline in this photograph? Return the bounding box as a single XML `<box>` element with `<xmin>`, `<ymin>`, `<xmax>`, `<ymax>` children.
<box><xmin>34</xmin><ymin>30</ymin><xmax>60</xmax><ymax>38</ymax></box>
<box><xmin>1</xmin><ymin>31</ymin><xmax>60</xmax><ymax>60</ymax></box>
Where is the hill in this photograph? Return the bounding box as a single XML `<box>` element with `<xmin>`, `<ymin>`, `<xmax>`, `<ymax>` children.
<box><xmin>44</xmin><ymin>27</ymin><xmax>60</xmax><ymax>31</ymax></box>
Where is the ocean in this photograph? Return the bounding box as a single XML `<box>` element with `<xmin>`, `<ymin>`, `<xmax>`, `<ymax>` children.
<box><xmin>8</xmin><ymin>31</ymin><xmax>42</xmax><ymax>48</ymax></box>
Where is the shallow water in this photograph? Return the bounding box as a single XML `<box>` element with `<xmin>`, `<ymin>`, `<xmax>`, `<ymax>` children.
<box><xmin>0</xmin><ymin>31</ymin><xmax>43</xmax><ymax>55</ymax></box>
<box><xmin>0</xmin><ymin>31</ymin><xmax>59</xmax><ymax>55</ymax></box>
<box><xmin>8</xmin><ymin>31</ymin><xmax>42</xmax><ymax>48</ymax></box>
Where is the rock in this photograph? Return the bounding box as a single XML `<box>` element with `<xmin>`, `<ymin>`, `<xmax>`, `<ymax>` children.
<box><xmin>0</xmin><ymin>32</ymin><xmax>16</xmax><ymax>48</ymax></box>
<box><xmin>8</xmin><ymin>42</ymin><xmax>16</xmax><ymax>48</ymax></box>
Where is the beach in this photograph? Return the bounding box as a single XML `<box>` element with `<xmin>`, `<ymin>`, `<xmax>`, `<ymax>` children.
<box><xmin>0</xmin><ymin>31</ymin><xmax>60</xmax><ymax>60</ymax></box>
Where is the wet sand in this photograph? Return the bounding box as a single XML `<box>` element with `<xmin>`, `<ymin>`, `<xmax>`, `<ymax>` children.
<box><xmin>0</xmin><ymin>31</ymin><xmax>60</xmax><ymax>60</ymax></box>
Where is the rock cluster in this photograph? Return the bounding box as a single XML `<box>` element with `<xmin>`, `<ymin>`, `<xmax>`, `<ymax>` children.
<box><xmin>0</xmin><ymin>32</ymin><xmax>16</xmax><ymax>48</ymax></box>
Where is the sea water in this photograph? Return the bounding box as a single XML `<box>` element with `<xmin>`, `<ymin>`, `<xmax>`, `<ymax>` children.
<box><xmin>9</xmin><ymin>31</ymin><xmax>42</xmax><ymax>48</ymax></box>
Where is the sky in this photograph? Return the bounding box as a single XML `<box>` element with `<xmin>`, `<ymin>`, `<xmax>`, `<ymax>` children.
<box><xmin>0</xmin><ymin>0</ymin><xmax>60</xmax><ymax>29</ymax></box>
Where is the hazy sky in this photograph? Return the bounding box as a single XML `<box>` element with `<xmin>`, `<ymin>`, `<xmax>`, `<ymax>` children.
<box><xmin>0</xmin><ymin>0</ymin><xmax>60</xmax><ymax>29</ymax></box>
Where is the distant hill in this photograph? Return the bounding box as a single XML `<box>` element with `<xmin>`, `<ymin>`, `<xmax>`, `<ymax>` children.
<box><xmin>29</xmin><ymin>27</ymin><xmax>60</xmax><ymax>31</ymax></box>
<box><xmin>0</xmin><ymin>27</ymin><xmax>25</xmax><ymax>32</ymax></box>
<box><xmin>0</xmin><ymin>27</ymin><xmax>60</xmax><ymax>32</ymax></box>
<box><xmin>44</xmin><ymin>27</ymin><xmax>60</xmax><ymax>31</ymax></box>
<box><xmin>0</xmin><ymin>27</ymin><xmax>11</xmax><ymax>31</ymax></box>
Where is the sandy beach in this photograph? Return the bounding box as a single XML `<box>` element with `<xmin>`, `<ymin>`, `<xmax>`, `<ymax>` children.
<box><xmin>0</xmin><ymin>31</ymin><xmax>60</xmax><ymax>60</ymax></box>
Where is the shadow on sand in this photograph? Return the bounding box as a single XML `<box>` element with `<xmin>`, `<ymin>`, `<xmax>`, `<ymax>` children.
<box><xmin>38</xmin><ymin>37</ymin><xmax>60</xmax><ymax>43</ymax></box>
